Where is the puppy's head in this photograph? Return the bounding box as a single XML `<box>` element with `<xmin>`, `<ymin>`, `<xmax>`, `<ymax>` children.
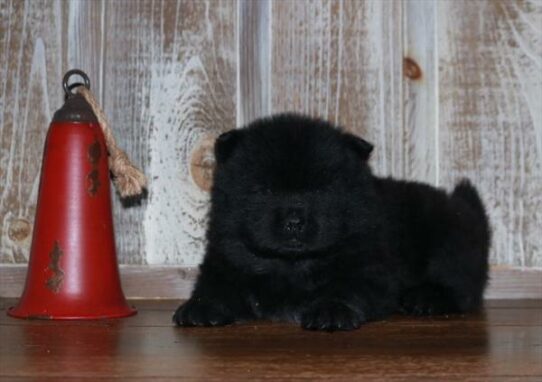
<box><xmin>211</xmin><ymin>114</ymin><xmax>375</xmax><ymax>260</ymax></box>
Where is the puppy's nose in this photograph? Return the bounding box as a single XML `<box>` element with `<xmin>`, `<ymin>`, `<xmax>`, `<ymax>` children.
<box><xmin>284</xmin><ymin>209</ymin><xmax>305</xmax><ymax>234</ymax></box>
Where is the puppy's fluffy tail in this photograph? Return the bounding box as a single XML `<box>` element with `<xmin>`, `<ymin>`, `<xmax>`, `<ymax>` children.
<box><xmin>451</xmin><ymin>179</ymin><xmax>491</xmax><ymax>244</ymax></box>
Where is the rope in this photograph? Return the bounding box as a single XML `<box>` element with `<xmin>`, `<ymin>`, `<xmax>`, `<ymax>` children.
<box><xmin>76</xmin><ymin>87</ymin><xmax>147</xmax><ymax>198</ymax></box>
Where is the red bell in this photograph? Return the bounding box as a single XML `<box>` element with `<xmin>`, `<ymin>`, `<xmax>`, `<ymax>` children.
<box><xmin>8</xmin><ymin>70</ymin><xmax>136</xmax><ymax>319</ymax></box>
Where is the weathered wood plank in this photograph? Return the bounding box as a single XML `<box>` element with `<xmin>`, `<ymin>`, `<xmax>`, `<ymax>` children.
<box><xmin>100</xmin><ymin>0</ymin><xmax>154</xmax><ymax>265</ymax></box>
<box><xmin>270</xmin><ymin>0</ymin><xmax>404</xmax><ymax>178</ymax></box>
<box><xmin>102</xmin><ymin>0</ymin><xmax>237</xmax><ymax>265</ymax></box>
<box><xmin>438</xmin><ymin>0</ymin><xmax>542</xmax><ymax>266</ymax></box>
<box><xmin>1</xmin><ymin>264</ymin><xmax>540</xmax><ymax>300</ymax></box>
<box><xmin>403</xmin><ymin>0</ymin><xmax>438</xmax><ymax>184</ymax></box>
<box><xmin>238</xmin><ymin>0</ymin><xmax>271</xmax><ymax>125</ymax></box>
<box><xmin>65</xmin><ymin>0</ymin><xmax>106</xmax><ymax>103</ymax></box>
<box><xmin>0</xmin><ymin>0</ymin><xmax>68</xmax><ymax>263</ymax></box>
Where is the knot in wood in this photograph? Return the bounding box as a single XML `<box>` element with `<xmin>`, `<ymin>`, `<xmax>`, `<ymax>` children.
<box><xmin>8</xmin><ymin>218</ymin><xmax>32</xmax><ymax>243</ymax></box>
<box><xmin>403</xmin><ymin>57</ymin><xmax>422</xmax><ymax>80</ymax></box>
<box><xmin>190</xmin><ymin>135</ymin><xmax>217</xmax><ymax>192</ymax></box>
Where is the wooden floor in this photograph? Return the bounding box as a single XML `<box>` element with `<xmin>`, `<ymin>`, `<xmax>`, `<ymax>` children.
<box><xmin>0</xmin><ymin>299</ymin><xmax>541</xmax><ymax>381</ymax></box>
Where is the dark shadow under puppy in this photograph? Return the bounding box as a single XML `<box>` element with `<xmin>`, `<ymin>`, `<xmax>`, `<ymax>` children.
<box><xmin>174</xmin><ymin>114</ymin><xmax>491</xmax><ymax>331</ymax></box>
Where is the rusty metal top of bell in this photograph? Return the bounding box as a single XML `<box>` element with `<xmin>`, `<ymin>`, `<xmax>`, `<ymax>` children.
<box><xmin>52</xmin><ymin>69</ymin><xmax>98</xmax><ymax>123</ymax></box>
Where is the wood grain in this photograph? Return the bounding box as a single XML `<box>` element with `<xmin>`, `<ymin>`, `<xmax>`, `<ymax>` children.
<box><xmin>2</xmin><ymin>298</ymin><xmax>541</xmax><ymax>328</ymax></box>
<box><xmin>403</xmin><ymin>0</ymin><xmax>438</xmax><ymax>184</ymax></box>
<box><xmin>271</xmin><ymin>0</ymin><xmax>404</xmax><ymax>178</ymax></box>
<box><xmin>95</xmin><ymin>0</ymin><xmax>148</xmax><ymax>265</ymax></box>
<box><xmin>238</xmin><ymin>0</ymin><xmax>271</xmax><ymax>125</ymax></box>
<box><xmin>1</xmin><ymin>264</ymin><xmax>540</xmax><ymax>300</ymax></box>
<box><xmin>1</xmin><ymin>298</ymin><xmax>540</xmax><ymax>380</ymax></box>
<box><xmin>105</xmin><ymin>0</ymin><xmax>237</xmax><ymax>266</ymax></box>
<box><xmin>438</xmin><ymin>0</ymin><xmax>542</xmax><ymax>267</ymax></box>
<box><xmin>65</xmin><ymin>0</ymin><xmax>105</xmax><ymax>102</ymax></box>
<box><xmin>0</xmin><ymin>0</ymin><xmax>67</xmax><ymax>264</ymax></box>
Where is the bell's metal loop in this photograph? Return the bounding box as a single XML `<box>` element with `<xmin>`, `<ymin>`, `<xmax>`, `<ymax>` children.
<box><xmin>63</xmin><ymin>69</ymin><xmax>91</xmax><ymax>97</ymax></box>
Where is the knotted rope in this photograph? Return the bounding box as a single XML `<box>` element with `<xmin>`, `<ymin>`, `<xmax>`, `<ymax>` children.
<box><xmin>76</xmin><ymin>87</ymin><xmax>147</xmax><ymax>198</ymax></box>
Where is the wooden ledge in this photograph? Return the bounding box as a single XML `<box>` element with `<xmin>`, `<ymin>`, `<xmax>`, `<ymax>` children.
<box><xmin>0</xmin><ymin>264</ymin><xmax>540</xmax><ymax>300</ymax></box>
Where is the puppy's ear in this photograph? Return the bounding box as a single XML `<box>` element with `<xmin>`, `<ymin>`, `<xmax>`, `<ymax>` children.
<box><xmin>215</xmin><ymin>130</ymin><xmax>242</xmax><ymax>163</ymax></box>
<box><xmin>343</xmin><ymin>133</ymin><xmax>374</xmax><ymax>161</ymax></box>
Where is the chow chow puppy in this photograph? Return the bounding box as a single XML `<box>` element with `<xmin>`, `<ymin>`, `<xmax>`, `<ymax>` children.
<box><xmin>174</xmin><ymin>114</ymin><xmax>490</xmax><ymax>331</ymax></box>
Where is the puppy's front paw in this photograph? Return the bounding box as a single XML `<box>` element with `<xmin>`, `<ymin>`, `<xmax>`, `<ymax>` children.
<box><xmin>301</xmin><ymin>301</ymin><xmax>365</xmax><ymax>332</ymax></box>
<box><xmin>173</xmin><ymin>298</ymin><xmax>234</xmax><ymax>327</ymax></box>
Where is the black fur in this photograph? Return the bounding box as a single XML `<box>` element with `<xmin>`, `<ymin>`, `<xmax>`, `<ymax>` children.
<box><xmin>174</xmin><ymin>114</ymin><xmax>490</xmax><ymax>331</ymax></box>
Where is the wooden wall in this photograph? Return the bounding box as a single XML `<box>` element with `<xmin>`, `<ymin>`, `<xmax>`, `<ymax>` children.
<box><xmin>1</xmin><ymin>0</ymin><xmax>541</xmax><ymax>273</ymax></box>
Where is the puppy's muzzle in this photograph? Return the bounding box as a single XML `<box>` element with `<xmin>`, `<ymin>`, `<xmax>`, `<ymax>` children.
<box><xmin>283</xmin><ymin>208</ymin><xmax>306</xmax><ymax>235</ymax></box>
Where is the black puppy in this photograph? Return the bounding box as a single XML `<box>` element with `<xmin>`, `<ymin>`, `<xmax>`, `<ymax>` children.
<box><xmin>174</xmin><ymin>114</ymin><xmax>490</xmax><ymax>331</ymax></box>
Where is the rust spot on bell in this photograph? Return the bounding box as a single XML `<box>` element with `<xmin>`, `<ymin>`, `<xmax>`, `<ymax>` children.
<box><xmin>87</xmin><ymin>169</ymin><xmax>100</xmax><ymax>196</ymax></box>
<box><xmin>403</xmin><ymin>57</ymin><xmax>422</xmax><ymax>80</ymax></box>
<box><xmin>8</xmin><ymin>218</ymin><xmax>32</xmax><ymax>242</ymax></box>
<box><xmin>46</xmin><ymin>241</ymin><xmax>64</xmax><ymax>293</ymax></box>
<box><xmin>86</xmin><ymin>139</ymin><xmax>101</xmax><ymax>196</ymax></box>
<box><xmin>27</xmin><ymin>314</ymin><xmax>53</xmax><ymax>320</ymax></box>
<box><xmin>190</xmin><ymin>135</ymin><xmax>217</xmax><ymax>192</ymax></box>
<box><xmin>87</xmin><ymin>139</ymin><xmax>102</xmax><ymax>165</ymax></box>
